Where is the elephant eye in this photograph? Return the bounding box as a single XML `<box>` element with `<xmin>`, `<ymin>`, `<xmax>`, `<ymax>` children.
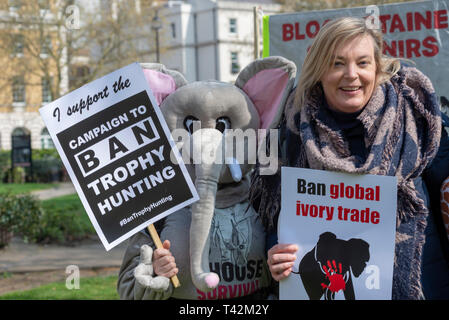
<box><xmin>184</xmin><ymin>116</ymin><xmax>199</xmax><ymax>134</ymax></box>
<box><xmin>216</xmin><ymin>117</ymin><xmax>231</xmax><ymax>133</ymax></box>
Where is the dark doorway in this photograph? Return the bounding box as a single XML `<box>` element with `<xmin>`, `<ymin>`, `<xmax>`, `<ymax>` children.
<box><xmin>11</xmin><ymin>127</ymin><xmax>32</xmax><ymax>182</ymax></box>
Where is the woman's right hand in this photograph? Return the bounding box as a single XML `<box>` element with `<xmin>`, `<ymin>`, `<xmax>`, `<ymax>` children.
<box><xmin>267</xmin><ymin>243</ymin><xmax>299</xmax><ymax>281</ymax></box>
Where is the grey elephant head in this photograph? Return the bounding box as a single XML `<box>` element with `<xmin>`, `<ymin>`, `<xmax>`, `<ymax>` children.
<box><xmin>141</xmin><ymin>57</ymin><xmax>296</xmax><ymax>292</ymax></box>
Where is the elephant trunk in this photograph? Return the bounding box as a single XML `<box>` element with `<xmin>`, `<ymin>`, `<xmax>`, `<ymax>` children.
<box><xmin>188</xmin><ymin>129</ymin><xmax>243</xmax><ymax>292</ymax></box>
<box><xmin>190</xmin><ymin>162</ymin><xmax>221</xmax><ymax>292</ymax></box>
<box><xmin>188</xmin><ymin>129</ymin><xmax>222</xmax><ymax>292</ymax></box>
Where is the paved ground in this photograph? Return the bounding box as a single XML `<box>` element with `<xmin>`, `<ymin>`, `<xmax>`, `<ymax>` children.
<box><xmin>29</xmin><ymin>182</ymin><xmax>77</xmax><ymax>200</ymax></box>
<box><xmin>0</xmin><ymin>182</ymin><xmax>128</xmax><ymax>274</ymax></box>
<box><xmin>0</xmin><ymin>235</ymin><xmax>127</xmax><ymax>273</ymax></box>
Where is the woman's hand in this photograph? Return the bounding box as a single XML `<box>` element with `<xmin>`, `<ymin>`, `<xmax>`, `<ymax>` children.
<box><xmin>267</xmin><ymin>243</ymin><xmax>299</xmax><ymax>281</ymax></box>
<box><xmin>153</xmin><ymin>240</ymin><xmax>179</xmax><ymax>278</ymax></box>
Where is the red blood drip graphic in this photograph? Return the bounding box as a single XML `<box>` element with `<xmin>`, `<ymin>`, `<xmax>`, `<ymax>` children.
<box><xmin>320</xmin><ymin>260</ymin><xmax>346</xmax><ymax>293</ymax></box>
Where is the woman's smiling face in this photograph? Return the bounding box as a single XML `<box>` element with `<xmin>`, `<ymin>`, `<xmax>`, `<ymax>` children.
<box><xmin>320</xmin><ymin>35</ymin><xmax>377</xmax><ymax>113</ymax></box>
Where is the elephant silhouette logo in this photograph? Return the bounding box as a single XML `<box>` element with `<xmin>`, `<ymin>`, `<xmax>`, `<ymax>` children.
<box><xmin>292</xmin><ymin>232</ymin><xmax>370</xmax><ymax>300</ymax></box>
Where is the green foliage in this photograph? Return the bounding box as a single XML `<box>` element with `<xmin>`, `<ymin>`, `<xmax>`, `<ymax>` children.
<box><xmin>0</xmin><ymin>151</ymin><xmax>11</xmax><ymax>182</ymax></box>
<box><xmin>0</xmin><ymin>189</ymin><xmax>94</xmax><ymax>245</ymax></box>
<box><xmin>0</xmin><ymin>192</ymin><xmax>43</xmax><ymax>246</ymax></box>
<box><xmin>0</xmin><ymin>193</ymin><xmax>42</xmax><ymax>233</ymax></box>
<box><xmin>12</xmin><ymin>193</ymin><xmax>45</xmax><ymax>243</ymax></box>
<box><xmin>0</xmin><ymin>275</ymin><xmax>119</xmax><ymax>300</ymax></box>
<box><xmin>0</xmin><ymin>192</ymin><xmax>17</xmax><ymax>230</ymax></box>
<box><xmin>32</xmin><ymin>194</ymin><xmax>95</xmax><ymax>244</ymax></box>
<box><xmin>12</xmin><ymin>167</ymin><xmax>25</xmax><ymax>184</ymax></box>
<box><xmin>32</xmin><ymin>149</ymin><xmax>60</xmax><ymax>159</ymax></box>
<box><xmin>0</xmin><ymin>149</ymin><xmax>64</xmax><ymax>183</ymax></box>
<box><xmin>31</xmin><ymin>149</ymin><xmax>64</xmax><ymax>183</ymax></box>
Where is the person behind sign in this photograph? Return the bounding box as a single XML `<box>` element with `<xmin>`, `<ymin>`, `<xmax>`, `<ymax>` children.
<box><xmin>249</xmin><ymin>16</ymin><xmax>449</xmax><ymax>299</ymax></box>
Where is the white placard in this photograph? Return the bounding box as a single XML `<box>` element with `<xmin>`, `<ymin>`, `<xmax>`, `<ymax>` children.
<box><xmin>279</xmin><ymin>167</ymin><xmax>397</xmax><ymax>300</ymax></box>
<box><xmin>40</xmin><ymin>63</ymin><xmax>199</xmax><ymax>251</ymax></box>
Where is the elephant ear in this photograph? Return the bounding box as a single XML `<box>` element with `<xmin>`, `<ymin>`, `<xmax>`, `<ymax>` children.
<box><xmin>314</xmin><ymin>232</ymin><xmax>337</xmax><ymax>263</ymax></box>
<box><xmin>348</xmin><ymin>238</ymin><xmax>370</xmax><ymax>261</ymax></box>
<box><xmin>347</xmin><ymin>238</ymin><xmax>370</xmax><ymax>277</ymax></box>
<box><xmin>140</xmin><ymin>63</ymin><xmax>188</xmax><ymax>105</ymax></box>
<box><xmin>235</xmin><ymin>56</ymin><xmax>296</xmax><ymax>130</ymax></box>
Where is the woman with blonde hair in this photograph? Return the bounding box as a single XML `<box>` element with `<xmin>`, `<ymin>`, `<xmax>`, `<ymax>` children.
<box><xmin>250</xmin><ymin>16</ymin><xmax>449</xmax><ymax>299</ymax></box>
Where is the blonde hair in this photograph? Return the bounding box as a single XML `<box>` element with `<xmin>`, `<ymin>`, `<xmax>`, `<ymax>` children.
<box><xmin>294</xmin><ymin>16</ymin><xmax>401</xmax><ymax>109</ymax></box>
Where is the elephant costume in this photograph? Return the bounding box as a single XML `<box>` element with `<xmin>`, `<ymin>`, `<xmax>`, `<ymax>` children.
<box><xmin>117</xmin><ymin>57</ymin><xmax>296</xmax><ymax>300</ymax></box>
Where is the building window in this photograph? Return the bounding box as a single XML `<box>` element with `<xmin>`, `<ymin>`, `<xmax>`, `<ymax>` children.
<box><xmin>41</xmin><ymin>127</ymin><xmax>54</xmax><ymax>149</ymax></box>
<box><xmin>42</xmin><ymin>77</ymin><xmax>52</xmax><ymax>103</ymax></box>
<box><xmin>70</xmin><ymin>65</ymin><xmax>90</xmax><ymax>88</ymax></box>
<box><xmin>12</xmin><ymin>128</ymin><xmax>31</xmax><ymax>166</ymax></box>
<box><xmin>171</xmin><ymin>23</ymin><xmax>176</xmax><ymax>39</ymax></box>
<box><xmin>229</xmin><ymin>18</ymin><xmax>237</xmax><ymax>34</ymax></box>
<box><xmin>12</xmin><ymin>34</ymin><xmax>24</xmax><ymax>55</ymax></box>
<box><xmin>12</xmin><ymin>76</ymin><xmax>25</xmax><ymax>103</ymax></box>
<box><xmin>12</xmin><ymin>127</ymin><xmax>28</xmax><ymax>136</ymax></box>
<box><xmin>230</xmin><ymin>52</ymin><xmax>240</xmax><ymax>74</ymax></box>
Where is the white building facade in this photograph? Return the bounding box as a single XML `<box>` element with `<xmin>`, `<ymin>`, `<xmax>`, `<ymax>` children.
<box><xmin>156</xmin><ymin>0</ymin><xmax>281</xmax><ymax>82</ymax></box>
<box><xmin>0</xmin><ymin>2</ymin><xmax>67</xmax><ymax>151</ymax></box>
<box><xmin>0</xmin><ymin>0</ymin><xmax>281</xmax><ymax>151</ymax></box>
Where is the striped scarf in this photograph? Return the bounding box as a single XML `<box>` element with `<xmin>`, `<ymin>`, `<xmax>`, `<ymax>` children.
<box><xmin>250</xmin><ymin>66</ymin><xmax>442</xmax><ymax>299</ymax></box>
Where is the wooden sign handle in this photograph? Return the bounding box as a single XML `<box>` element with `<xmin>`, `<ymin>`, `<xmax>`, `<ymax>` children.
<box><xmin>147</xmin><ymin>224</ymin><xmax>181</xmax><ymax>288</ymax></box>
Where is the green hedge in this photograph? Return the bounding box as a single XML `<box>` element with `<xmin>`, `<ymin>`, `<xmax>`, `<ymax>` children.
<box><xmin>0</xmin><ymin>192</ymin><xmax>43</xmax><ymax>246</ymax></box>
<box><xmin>32</xmin><ymin>149</ymin><xmax>64</xmax><ymax>183</ymax></box>
<box><xmin>0</xmin><ymin>192</ymin><xmax>95</xmax><ymax>246</ymax></box>
<box><xmin>0</xmin><ymin>151</ymin><xmax>10</xmax><ymax>183</ymax></box>
<box><xmin>0</xmin><ymin>149</ymin><xmax>66</xmax><ymax>183</ymax></box>
<box><xmin>35</xmin><ymin>194</ymin><xmax>95</xmax><ymax>244</ymax></box>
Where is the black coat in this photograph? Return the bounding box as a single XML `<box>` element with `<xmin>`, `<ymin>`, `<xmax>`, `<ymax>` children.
<box><xmin>423</xmin><ymin>116</ymin><xmax>449</xmax><ymax>260</ymax></box>
<box><xmin>421</xmin><ymin>116</ymin><xmax>449</xmax><ymax>298</ymax></box>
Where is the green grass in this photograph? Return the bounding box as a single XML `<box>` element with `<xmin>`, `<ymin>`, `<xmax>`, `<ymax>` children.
<box><xmin>0</xmin><ymin>183</ymin><xmax>58</xmax><ymax>195</ymax></box>
<box><xmin>41</xmin><ymin>193</ymin><xmax>82</xmax><ymax>209</ymax></box>
<box><xmin>0</xmin><ymin>275</ymin><xmax>119</xmax><ymax>300</ymax></box>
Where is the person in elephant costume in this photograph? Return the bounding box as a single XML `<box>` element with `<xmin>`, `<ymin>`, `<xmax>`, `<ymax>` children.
<box><xmin>117</xmin><ymin>56</ymin><xmax>297</xmax><ymax>300</ymax></box>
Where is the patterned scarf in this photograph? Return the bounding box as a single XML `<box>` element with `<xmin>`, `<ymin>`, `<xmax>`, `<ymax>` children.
<box><xmin>250</xmin><ymin>66</ymin><xmax>442</xmax><ymax>299</ymax></box>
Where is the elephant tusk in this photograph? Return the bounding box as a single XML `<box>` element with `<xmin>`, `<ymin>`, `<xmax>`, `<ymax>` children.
<box><xmin>226</xmin><ymin>157</ymin><xmax>242</xmax><ymax>182</ymax></box>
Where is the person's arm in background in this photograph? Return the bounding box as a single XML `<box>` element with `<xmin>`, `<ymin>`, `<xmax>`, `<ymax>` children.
<box><xmin>423</xmin><ymin>115</ymin><xmax>449</xmax><ymax>264</ymax></box>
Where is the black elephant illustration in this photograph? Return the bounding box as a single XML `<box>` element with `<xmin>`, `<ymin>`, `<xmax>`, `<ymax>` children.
<box><xmin>292</xmin><ymin>232</ymin><xmax>370</xmax><ymax>300</ymax></box>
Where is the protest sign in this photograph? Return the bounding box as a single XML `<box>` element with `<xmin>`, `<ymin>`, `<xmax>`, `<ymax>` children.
<box><xmin>40</xmin><ymin>63</ymin><xmax>199</xmax><ymax>251</ymax></box>
<box><xmin>279</xmin><ymin>167</ymin><xmax>397</xmax><ymax>300</ymax></box>
<box><xmin>262</xmin><ymin>0</ymin><xmax>449</xmax><ymax>101</ymax></box>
